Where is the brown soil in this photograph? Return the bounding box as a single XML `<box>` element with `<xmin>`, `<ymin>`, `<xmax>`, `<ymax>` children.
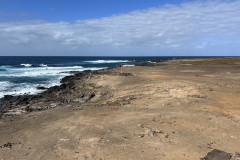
<box><xmin>0</xmin><ymin>58</ymin><xmax>240</xmax><ymax>160</ymax></box>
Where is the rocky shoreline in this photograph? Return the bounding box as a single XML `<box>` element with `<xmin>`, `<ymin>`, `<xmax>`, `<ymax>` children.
<box><xmin>0</xmin><ymin>68</ymin><xmax>133</xmax><ymax>117</ymax></box>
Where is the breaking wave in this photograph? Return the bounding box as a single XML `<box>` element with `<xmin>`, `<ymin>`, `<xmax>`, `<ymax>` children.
<box><xmin>0</xmin><ymin>65</ymin><xmax>106</xmax><ymax>98</ymax></box>
<box><xmin>21</xmin><ymin>64</ymin><xmax>32</xmax><ymax>67</ymax></box>
<box><xmin>84</xmin><ymin>60</ymin><xmax>131</xmax><ymax>63</ymax></box>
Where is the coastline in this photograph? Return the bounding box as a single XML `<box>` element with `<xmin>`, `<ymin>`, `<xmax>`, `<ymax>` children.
<box><xmin>0</xmin><ymin>67</ymin><xmax>119</xmax><ymax>116</ymax></box>
<box><xmin>0</xmin><ymin>59</ymin><xmax>147</xmax><ymax>117</ymax></box>
<box><xmin>0</xmin><ymin>57</ymin><xmax>240</xmax><ymax>159</ymax></box>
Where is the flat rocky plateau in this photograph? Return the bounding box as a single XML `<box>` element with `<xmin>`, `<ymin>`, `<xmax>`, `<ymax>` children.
<box><xmin>0</xmin><ymin>57</ymin><xmax>240</xmax><ymax>160</ymax></box>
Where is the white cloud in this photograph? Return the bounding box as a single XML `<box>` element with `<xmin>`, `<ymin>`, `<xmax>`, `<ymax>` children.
<box><xmin>0</xmin><ymin>0</ymin><xmax>240</xmax><ymax>55</ymax></box>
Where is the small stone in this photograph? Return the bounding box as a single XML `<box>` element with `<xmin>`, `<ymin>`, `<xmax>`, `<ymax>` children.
<box><xmin>138</xmin><ymin>134</ymin><xmax>145</xmax><ymax>138</ymax></box>
<box><xmin>59</xmin><ymin>139</ymin><xmax>69</xmax><ymax>142</ymax></box>
<box><xmin>145</xmin><ymin>128</ymin><xmax>154</xmax><ymax>137</ymax></box>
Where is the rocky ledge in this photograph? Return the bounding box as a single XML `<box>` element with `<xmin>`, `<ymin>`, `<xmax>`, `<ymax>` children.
<box><xmin>0</xmin><ymin>68</ymin><xmax>133</xmax><ymax>117</ymax></box>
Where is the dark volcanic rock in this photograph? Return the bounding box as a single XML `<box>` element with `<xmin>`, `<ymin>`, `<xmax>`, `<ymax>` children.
<box><xmin>90</xmin><ymin>93</ymin><xmax>95</xmax><ymax>98</ymax></box>
<box><xmin>201</xmin><ymin>149</ymin><xmax>232</xmax><ymax>160</ymax></box>
<box><xmin>0</xmin><ymin>106</ymin><xmax>4</xmax><ymax>113</ymax></box>
<box><xmin>25</xmin><ymin>106</ymin><xmax>33</xmax><ymax>112</ymax></box>
<box><xmin>60</xmin><ymin>75</ymin><xmax>75</xmax><ymax>83</ymax></box>
<box><xmin>16</xmin><ymin>95</ymin><xmax>29</xmax><ymax>105</ymax></box>
<box><xmin>119</xmin><ymin>73</ymin><xmax>133</xmax><ymax>76</ymax></box>
<box><xmin>83</xmin><ymin>70</ymin><xmax>92</xmax><ymax>73</ymax></box>
<box><xmin>66</xmin><ymin>81</ymin><xmax>75</xmax><ymax>89</ymax></box>
<box><xmin>37</xmin><ymin>86</ymin><xmax>48</xmax><ymax>90</ymax></box>
<box><xmin>60</xmin><ymin>71</ymin><xmax>83</xmax><ymax>74</ymax></box>
<box><xmin>148</xmin><ymin>59</ymin><xmax>162</xmax><ymax>63</ymax></box>
<box><xmin>2</xmin><ymin>95</ymin><xmax>14</xmax><ymax>102</ymax></box>
<box><xmin>46</xmin><ymin>85</ymin><xmax>61</xmax><ymax>93</ymax></box>
<box><xmin>59</xmin><ymin>83</ymin><xmax>67</xmax><ymax>89</ymax></box>
<box><xmin>0</xmin><ymin>142</ymin><xmax>13</xmax><ymax>149</ymax></box>
<box><xmin>60</xmin><ymin>72</ymin><xmax>85</xmax><ymax>84</ymax></box>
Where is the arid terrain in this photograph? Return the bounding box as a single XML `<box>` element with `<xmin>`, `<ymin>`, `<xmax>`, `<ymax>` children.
<box><xmin>0</xmin><ymin>57</ymin><xmax>240</xmax><ymax>160</ymax></box>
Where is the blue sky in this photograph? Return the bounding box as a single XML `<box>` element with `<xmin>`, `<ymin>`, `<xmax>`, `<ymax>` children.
<box><xmin>0</xmin><ymin>0</ymin><xmax>240</xmax><ymax>56</ymax></box>
<box><xmin>0</xmin><ymin>0</ymin><xmax>185</xmax><ymax>21</ymax></box>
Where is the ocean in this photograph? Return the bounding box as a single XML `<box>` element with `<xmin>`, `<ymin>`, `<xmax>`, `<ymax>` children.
<box><xmin>0</xmin><ymin>56</ymin><xmax>216</xmax><ymax>98</ymax></box>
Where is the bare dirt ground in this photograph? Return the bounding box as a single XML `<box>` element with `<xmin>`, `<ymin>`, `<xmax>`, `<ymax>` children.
<box><xmin>0</xmin><ymin>58</ymin><xmax>240</xmax><ymax>160</ymax></box>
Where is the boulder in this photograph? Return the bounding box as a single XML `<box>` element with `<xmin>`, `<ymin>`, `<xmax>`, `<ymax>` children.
<box><xmin>201</xmin><ymin>149</ymin><xmax>232</xmax><ymax>160</ymax></box>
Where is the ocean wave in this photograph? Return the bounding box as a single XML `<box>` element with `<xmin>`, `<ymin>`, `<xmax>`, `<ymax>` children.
<box><xmin>0</xmin><ymin>66</ymin><xmax>9</xmax><ymax>71</ymax></box>
<box><xmin>39</xmin><ymin>64</ymin><xmax>48</xmax><ymax>67</ymax></box>
<box><xmin>0</xmin><ymin>81</ymin><xmax>14</xmax><ymax>91</ymax></box>
<box><xmin>1</xmin><ymin>71</ymin><xmax>65</xmax><ymax>77</ymax></box>
<box><xmin>0</xmin><ymin>66</ymin><xmax>105</xmax><ymax>78</ymax></box>
<box><xmin>0</xmin><ymin>83</ymin><xmax>42</xmax><ymax>98</ymax></box>
<box><xmin>0</xmin><ymin>78</ymin><xmax>62</xmax><ymax>98</ymax></box>
<box><xmin>0</xmin><ymin>65</ymin><xmax>12</xmax><ymax>69</ymax></box>
<box><xmin>122</xmin><ymin>65</ymin><xmax>135</xmax><ymax>67</ymax></box>
<box><xmin>84</xmin><ymin>67</ymin><xmax>107</xmax><ymax>71</ymax></box>
<box><xmin>45</xmin><ymin>66</ymin><xmax>84</xmax><ymax>69</ymax></box>
<box><xmin>21</xmin><ymin>64</ymin><xmax>32</xmax><ymax>67</ymax></box>
<box><xmin>0</xmin><ymin>67</ymin><xmax>106</xmax><ymax>98</ymax></box>
<box><xmin>1</xmin><ymin>66</ymin><xmax>85</xmax><ymax>77</ymax></box>
<box><xmin>84</xmin><ymin>60</ymin><xmax>131</xmax><ymax>63</ymax></box>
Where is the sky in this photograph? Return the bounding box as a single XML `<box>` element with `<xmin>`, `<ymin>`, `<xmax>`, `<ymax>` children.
<box><xmin>0</xmin><ymin>0</ymin><xmax>239</xmax><ymax>56</ymax></box>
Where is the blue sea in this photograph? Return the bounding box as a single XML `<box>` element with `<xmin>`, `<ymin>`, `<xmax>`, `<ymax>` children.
<box><xmin>0</xmin><ymin>56</ymin><xmax>217</xmax><ymax>98</ymax></box>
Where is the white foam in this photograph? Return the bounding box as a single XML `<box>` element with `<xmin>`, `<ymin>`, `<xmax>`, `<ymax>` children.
<box><xmin>40</xmin><ymin>64</ymin><xmax>48</xmax><ymax>67</ymax></box>
<box><xmin>85</xmin><ymin>67</ymin><xmax>106</xmax><ymax>70</ymax></box>
<box><xmin>0</xmin><ymin>83</ymin><xmax>42</xmax><ymax>98</ymax></box>
<box><xmin>0</xmin><ymin>81</ymin><xmax>13</xmax><ymax>91</ymax></box>
<box><xmin>147</xmin><ymin>61</ymin><xmax>157</xmax><ymax>63</ymax></box>
<box><xmin>21</xmin><ymin>64</ymin><xmax>32</xmax><ymax>67</ymax></box>
<box><xmin>123</xmin><ymin>65</ymin><xmax>135</xmax><ymax>67</ymax></box>
<box><xmin>84</xmin><ymin>60</ymin><xmax>131</xmax><ymax>63</ymax></box>
<box><xmin>1</xmin><ymin>66</ymin><xmax>85</xmax><ymax>77</ymax></box>
<box><xmin>0</xmin><ymin>67</ymin><xmax>106</xmax><ymax>98</ymax></box>
<box><xmin>45</xmin><ymin>66</ymin><xmax>84</xmax><ymax>69</ymax></box>
<box><xmin>0</xmin><ymin>78</ymin><xmax>63</xmax><ymax>98</ymax></box>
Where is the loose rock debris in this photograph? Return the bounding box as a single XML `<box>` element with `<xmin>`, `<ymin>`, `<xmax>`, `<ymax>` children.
<box><xmin>0</xmin><ymin>142</ymin><xmax>13</xmax><ymax>149</ymax></box>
